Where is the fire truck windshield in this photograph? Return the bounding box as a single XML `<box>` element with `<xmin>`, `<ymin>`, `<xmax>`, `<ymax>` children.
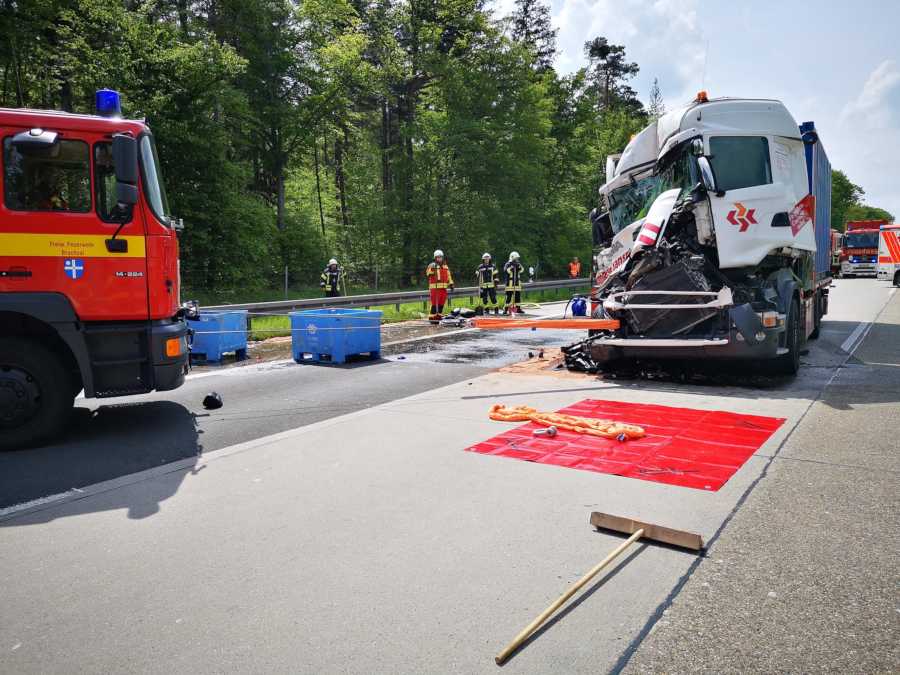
<box><xmin>139</xmin><ymin>134</ymin><xmax>170</xmax><ymax>224</ymax></box>
<box><xmin>845</xmin><ymin>232</ymin><xmax>878</xmax><ymax>248</ymax></box>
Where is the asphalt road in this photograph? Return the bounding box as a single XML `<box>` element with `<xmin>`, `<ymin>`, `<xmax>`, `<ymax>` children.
<box><xmin>1</xmin><ymin>278</ymin><xmax>897</xmax><ymax>674</ymax></box>
<box><xmin>1</xmin><ymin>279</ymin><xmax>893</xmax><ymax>503</ymax></box>
<box><xmin>0</xmin><ymin>305</ymin><xmax>577</xmax><ymax>510</ymax></box>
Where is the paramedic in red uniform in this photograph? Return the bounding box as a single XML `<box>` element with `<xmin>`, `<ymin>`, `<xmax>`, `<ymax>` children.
<box><xmin>426</xmin><ymin>249</ymin><xmax>454</xmax><ymax>322</ymax></box>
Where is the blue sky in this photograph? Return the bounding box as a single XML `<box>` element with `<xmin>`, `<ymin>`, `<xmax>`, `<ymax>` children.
<box><xmin>492</xmin><ymin>0</ymin><xmax>900</xmax><ymax>219</ymax></box>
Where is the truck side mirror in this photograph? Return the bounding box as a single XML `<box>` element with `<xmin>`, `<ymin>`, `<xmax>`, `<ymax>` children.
<box><xmin>697</xmin><ymin>156</ymin><xmax>723</xmax><ymax>196</ymax></box>
<box><xmin>112</xmin><ymin>134</ymin><xmax>138</xmax><ymax>206</ymax></box>
<box><xmin>590</xmin><ymin>208</ymin><xmax>613</xmax><ymax>247</ymax></box>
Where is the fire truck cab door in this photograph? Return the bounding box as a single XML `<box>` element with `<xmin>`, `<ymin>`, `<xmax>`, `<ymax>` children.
<box><xmin>0</xmin><ymin>127</ymin><xmax>150</xmax><ymax>321</ymax></box>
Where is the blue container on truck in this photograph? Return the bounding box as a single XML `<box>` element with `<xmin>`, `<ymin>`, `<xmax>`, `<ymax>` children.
<box><xmin>290</xmin><ymin>308</ymin><xmax>382</xmax><ymax>364</ymax></box>
<box><xmin>188</xmin><ymin>310</ymin><xmax>249</xmax><ymax>363</ymax></box>
<box><xmin>800</xmin><ymin>121</ymin><xmax>832</xmax><ymax>283</ymax></box>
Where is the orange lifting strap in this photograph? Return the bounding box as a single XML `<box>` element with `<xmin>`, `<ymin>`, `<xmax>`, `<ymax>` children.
<box><xmin>489</xmin><ymin>404</ymin><xmax>645</xmax><ymax>440</ymax></box>
<box><xmin>473</xmin><ymin>318</ymin><xmax>620</xmax><ymax>330</ymax></box>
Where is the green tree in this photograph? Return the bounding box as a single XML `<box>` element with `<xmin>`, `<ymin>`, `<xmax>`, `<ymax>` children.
<box><xmin>831</xmin><ymin>169</ymin><xmax>864</xmax><ymax>231</ymax></box>
<box><xmin>510</xmin><ymin>0</ymin><xmax>557</xmax><ymax>72</ymax></box>
<box><xmin>845</xmin><ymin>204</ymin><xmax>894</xmax><ymax>224</ymax></box>
<box><xmin>648</xmin><ymin>77</ymin><xmax>665</xmax><ymax>121</ymax></box>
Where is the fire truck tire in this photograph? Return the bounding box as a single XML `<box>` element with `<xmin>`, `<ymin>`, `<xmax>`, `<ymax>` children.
<box><xmin>0</xmin><ymin>337</ymin><xmax>74</xmax><ymax>451</ymax></box>
<box><xmin>893</xmin><ymin>270</ymin><xmax>900</xmax><ymax>287</ymax></box>
<box><xmin>771</xmin><ymin>297</ymin><xmax>801</xmax><ymax>376</ymax></box>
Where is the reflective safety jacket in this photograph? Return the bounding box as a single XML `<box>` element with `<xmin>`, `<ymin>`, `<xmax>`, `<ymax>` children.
<box><xmin>426</xmin><ymin>262</ymin><xmax>454</xmax><ymax>289</ymax></box>
<box><xmin>320</xmin><ymin>266</ymin><xmax>343</xmax><ymax>291</ymax></box>
<box><xmin>476</xmin><ymin>263</ymin><xmax>499</xmax><ymax>288</ymax></box>
<box><xmin>504</xmin><ymin>261</ymin><xmax>525</xmax><ymax>291</ymax></box>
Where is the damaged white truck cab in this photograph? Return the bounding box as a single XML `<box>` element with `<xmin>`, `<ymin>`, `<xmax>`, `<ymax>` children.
<box><xmin>585</xmin><ymin>95</ymin><xmax>831</xmax><ymax>375</ymax></box>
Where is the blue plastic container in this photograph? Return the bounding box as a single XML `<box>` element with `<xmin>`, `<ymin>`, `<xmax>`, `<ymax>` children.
<box><xmin>188</xmin><ymin>310</ymin><xmax>249</xmax><ymax>363</ymax></box>
<box><xmin>290</xmin><ymin>308</ymin><xmax>382</xmax><ymax>364</ymax></box>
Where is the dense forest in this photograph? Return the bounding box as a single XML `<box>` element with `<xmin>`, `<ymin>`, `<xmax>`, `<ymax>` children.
<box><xmin>1</xmin><ymin>0</ymin><xmax>892</xmax><ymax>297</ymax></box>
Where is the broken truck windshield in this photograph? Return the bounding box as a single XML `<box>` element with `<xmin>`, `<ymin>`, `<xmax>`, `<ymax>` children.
<box><xmin>607</xmin><ymin>145</ymin><xmax>695</xmax><ymax>233</ymax></box>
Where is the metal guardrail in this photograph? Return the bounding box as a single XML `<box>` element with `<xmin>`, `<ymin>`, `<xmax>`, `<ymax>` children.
<box><xmin>204</xmin><ymin>277</ymin><xmax>591</xmax><ymax>314</ymax></box>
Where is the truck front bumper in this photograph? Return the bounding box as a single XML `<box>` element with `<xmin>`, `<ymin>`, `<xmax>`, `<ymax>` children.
<box><xmin>841</xmin><ymin>261</ymin><xmax>877</xmax><ymax>276</ymax></box>
<box><xmin>588</xmin><ymin>310</ymin><xmax>783</xmax><ymax>363</ymax></box>
<box><xmin>150</xmin><ymin>318</ymin><xmax>189</xmax><ymax>391</ymax></box>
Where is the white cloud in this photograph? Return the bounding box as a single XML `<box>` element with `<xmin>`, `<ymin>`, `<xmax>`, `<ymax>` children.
<box><xmin>491</xmin><ymin>0</ymin><xmax>706</xmax><ymax>107</ymax></box>
<box><xmin>833</xmin><ymin>60</ymin><xmax>900</xmax><ymax>217</ymax></box>
<box><xmin>840</xmin><ymin>59</ymin><xmax>900</xmax><ymax>128</ymax></box>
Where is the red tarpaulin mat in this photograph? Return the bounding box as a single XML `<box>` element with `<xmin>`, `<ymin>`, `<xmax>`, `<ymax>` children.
<box><xmin>465</xmin><ymin>399</ymin><xmax>785</xmax><ymax>491</ymax></box>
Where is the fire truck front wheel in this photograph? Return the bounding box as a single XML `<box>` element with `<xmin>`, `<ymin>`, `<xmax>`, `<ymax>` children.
<box><xmin>0</xmin><ymin>337</ymin><xmax>74</xmax><ymax>451</ymax></box>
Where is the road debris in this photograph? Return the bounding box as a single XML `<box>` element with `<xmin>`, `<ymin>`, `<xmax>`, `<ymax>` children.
<box><xmin>494</xmin><ymin>512</ymin><xmax>703</xmax><ymax>664</ymax></box>
<box><xmin>202</xmin><ymin>392</ymin><xmax>224</xmax><ymax>410</ymax></box>
<box><xmin>488</xmin><ymin>404</ymin><xmax>645</xmax><ymax>440</ymax></box>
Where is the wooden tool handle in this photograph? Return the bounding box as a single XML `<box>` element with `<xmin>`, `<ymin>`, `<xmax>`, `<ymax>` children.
<box><xmin>494</xmin><ymin>528</ymin><xmax>644</xmax><ymax>665</ymax></box>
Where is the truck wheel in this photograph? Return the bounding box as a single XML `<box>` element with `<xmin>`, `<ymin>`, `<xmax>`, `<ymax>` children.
<box><xmin>772</xmin><ymin>298</ymin><xmax>801</xmax><ymax>376</ymax></box>
<box><xmin>0</xmin><ymin>337</ymin><xmax>74</xmax><ymax>451</ymax></box>
<box><xmin>808</xmin><ymin>294</ymin><xmax>822</xmax><ymax>340</ymax></box>
<box><xmin>894</xmin><ymin>270</ymin><xmax>900</xmax><ymax>287</ymax></box>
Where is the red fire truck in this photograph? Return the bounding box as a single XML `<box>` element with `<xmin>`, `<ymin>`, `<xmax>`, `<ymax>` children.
<box><xmin>0</xmin><ymin>90</ymin><xmax>189</xmax><ymax>449</ymax></box>
<box><xmin>839</xmin><ymin>220</ymin><xmax>885</xmax><ymax>277</ymax></box>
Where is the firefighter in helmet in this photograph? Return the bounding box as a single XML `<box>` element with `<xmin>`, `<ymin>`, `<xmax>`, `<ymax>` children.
<box><xmin>320</xmin><ymin>258</ymin><xmax>344</xmax><ymax>297</ymax></box>
<box><xmin>426</xmin><ymin>249</ymin><xmax>454</xmax><ymax>322</ymax></box>
<box><xmin>503</xmin><ymin>251</ymin><xmax>525</xmax><ymax>314</ymax></box>
<box><xmin>475</xmin><ymin>252</ymin><xmax>499</xmax><ymax>315</ymax></box>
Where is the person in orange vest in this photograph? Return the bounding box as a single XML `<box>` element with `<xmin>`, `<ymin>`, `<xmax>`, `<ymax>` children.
<box><xmin>426</xmin><ymin>249</ymin><xmax>454</xmax><ymax>322</ymax></box>
<box><xmin>569</xmin><ymin>257</ymin><xmax>581</xmax><ymax>278</ymax></box>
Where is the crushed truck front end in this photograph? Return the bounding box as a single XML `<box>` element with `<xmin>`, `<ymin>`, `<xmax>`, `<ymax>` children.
<box><xmin>580</xmin><ymin>97</ymin><xmax>830</xmax><ymax>375</ymax></box>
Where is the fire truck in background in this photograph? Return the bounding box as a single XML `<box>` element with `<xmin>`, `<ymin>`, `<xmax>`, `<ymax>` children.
<box><xmin>830</xmin><ymin>228</ymin><xmax>842</xmax><ymax>276</ymax></box>
<box><xmin>877</xmin><ymin>222</ymin><xmax>900</xmax><ymax>286</ymax></box>
<box><xmin>0</xmin><ymin>90</ymin><xmax>189</xmax><ymax>450</ymax></box>
<box><xmin>839</xmin><ymin>220</ymin><xmax>885</xmax><ymax>277</ymax></box>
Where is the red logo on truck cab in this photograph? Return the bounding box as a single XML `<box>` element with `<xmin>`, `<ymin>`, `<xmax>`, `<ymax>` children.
<box><xmin>726</xmin><ymin>202</ymin><xmax>756</xmax><ymax>232</ymax></box>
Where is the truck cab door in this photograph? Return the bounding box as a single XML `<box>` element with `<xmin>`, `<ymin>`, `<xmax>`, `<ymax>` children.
<box><xmin>704</xmin><ymin>135</ymin><xmax>814</xmax><ymax>270</ymax></box>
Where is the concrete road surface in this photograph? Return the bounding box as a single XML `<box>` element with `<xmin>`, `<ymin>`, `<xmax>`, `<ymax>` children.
<box><xmin>1</xmin><ymin>279</ymin><xmax>897</xmax><ymax>674</ymax></box>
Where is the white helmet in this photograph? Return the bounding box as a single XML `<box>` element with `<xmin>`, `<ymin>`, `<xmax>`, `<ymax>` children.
<box><xmin>482</xmin><ymin>252</ymin><xmax>491</xmax><ymax>260</ymax></box>
<box><xmin>434</xmin><ymin>249</ymin><xmax>444</xmax><ymax>258</ymax></box>
<box><xmin>328</xmin><ymin>258</ymin><xmax>338</xmax><ymax>266</ymax></box>
<box><xmin>509</xmin><ymin>251</ymin><xmax>520</xmax><ymax>261</ymax></box>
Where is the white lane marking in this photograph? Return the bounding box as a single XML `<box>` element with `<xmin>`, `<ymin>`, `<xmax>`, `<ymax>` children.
<box><xmin>840</xmin><ymin>322</ymin><xmax>869</xmax><ymax>354</ymax></box>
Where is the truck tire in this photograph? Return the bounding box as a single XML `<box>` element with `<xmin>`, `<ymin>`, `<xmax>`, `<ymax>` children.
<box><xmin>894</xmin><ymin>270</ymin><xmax>900</xmax><ymax>287</ymax></box>
<box><xmin>0</xmin><ymin>337</ymin><xmax>74</xmax><ymax>450</ymax></box>
<box><xmin>808</xmin><ymin>293</ymin><xmax>822</xmax><ymax>340</ymax></box>
<box><xmin>772</xmin><ymin>297</ymin><xmax>801</xmax><ymax>376</ymax></box>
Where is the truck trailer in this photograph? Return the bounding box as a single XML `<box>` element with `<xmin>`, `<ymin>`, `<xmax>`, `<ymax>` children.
<box><xmin>0</xmin><ymin>90</ymin><xmax>189</xmax><ymax>449</ymax></box>
<box><xmin>577</xmin><ymin>94</ymin><xmax>831</xmax><ymax>375</ymax></box>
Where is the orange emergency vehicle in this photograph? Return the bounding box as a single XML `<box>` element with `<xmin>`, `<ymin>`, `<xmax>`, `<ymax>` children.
<box><xmin>0</xmin><ymin>90</ymin><xmax>189</xmax><ymax>449</ymax></box>
<box><xmin>877</xmin><ymin>223</ymin><xmax>900</xmax><ymax>286</ymax></box>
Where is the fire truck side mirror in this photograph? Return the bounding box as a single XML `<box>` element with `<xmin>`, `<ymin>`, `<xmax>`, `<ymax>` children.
<box><xmin>112</xmin><ymin>134</ymin><xmax>138</xmax><ymax>205</ymax></box>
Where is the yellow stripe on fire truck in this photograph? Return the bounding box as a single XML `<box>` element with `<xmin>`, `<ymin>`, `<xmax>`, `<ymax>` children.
<box><xmin>0</xmin><ymin>233</ymin><xmax>146</xmax><ymax>258</ymax></box>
